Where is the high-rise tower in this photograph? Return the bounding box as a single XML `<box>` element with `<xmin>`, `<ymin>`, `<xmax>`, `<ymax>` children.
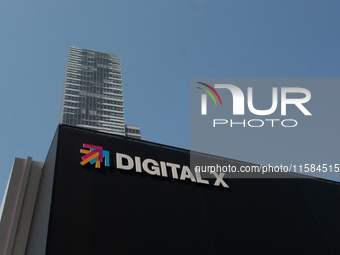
<box><xmin>59</xmin><ymin>46</ymin><xmax>141</xmax><ymax>139</ymax></box>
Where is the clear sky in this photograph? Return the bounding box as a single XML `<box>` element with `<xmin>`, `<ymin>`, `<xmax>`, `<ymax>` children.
<box><xmin>1</xmin><ymin>0</ymin><xmax>340</xmax><ymax>199</ymax></box>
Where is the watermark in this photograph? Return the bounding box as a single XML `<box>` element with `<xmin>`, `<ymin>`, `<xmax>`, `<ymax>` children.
<box><xmin>196</xmin><ymin>82</ymin><xmax>311</xmax><ymax>128</ymax></box>
<box><xmin>190</xmin><ymin>78</ymin><xmax>340</xmax><ymax>179</ymax></box>
<box><xmin>194</xmin><ymin>163</ymin><xmax>339</xmax><ymax>175</ymax></box>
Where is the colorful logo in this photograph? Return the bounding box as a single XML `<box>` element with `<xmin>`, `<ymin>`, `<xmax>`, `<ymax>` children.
<box><xmin>80</xmin><ymin>144</ymin><xmax>110</xmax><ymax>169</ymax></box>
<box><xmin>196</xmin><ymin>82</ymin><xmax>222</xmax><ymax>115</ymax></box>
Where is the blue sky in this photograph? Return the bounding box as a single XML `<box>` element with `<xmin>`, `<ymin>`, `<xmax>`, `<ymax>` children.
<box><xmin>1</xmin><ymin>0</ymin><xmax>340</xmax><ymax>198</ymax></box>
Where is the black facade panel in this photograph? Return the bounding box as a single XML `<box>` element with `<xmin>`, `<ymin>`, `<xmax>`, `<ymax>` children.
<box><xmin>45</xmin><ymin>125</ymin><xmax>340</xmax><ymax>254</ymax></box>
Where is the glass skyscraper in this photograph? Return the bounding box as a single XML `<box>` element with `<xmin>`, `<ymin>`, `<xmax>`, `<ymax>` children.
<box><xmin>59</xmin><ymin>46</ymin><xmax>141</xmax><ymax>139</ymax></box>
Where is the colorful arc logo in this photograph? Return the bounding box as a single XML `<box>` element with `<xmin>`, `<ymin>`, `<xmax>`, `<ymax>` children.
<box><xmin>196</xmin><ymin>82</ymin><xmax>223</xmax><ymax>106</ymax></box>
<box><xmin>196</xmin><ymin>82</ymin><xmax>222</xmax><ymax>115</ymax></box>
<box><xmin>80</xmin><ymin>144</ymin><xmax>110</xmax><ymax>169</ymax></box>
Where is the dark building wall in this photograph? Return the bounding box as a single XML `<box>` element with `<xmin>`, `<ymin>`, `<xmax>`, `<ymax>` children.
<box><xmin>43</xmin><ymin>125</ymin><xmax>340</xmax><ymax>254</ymax></box>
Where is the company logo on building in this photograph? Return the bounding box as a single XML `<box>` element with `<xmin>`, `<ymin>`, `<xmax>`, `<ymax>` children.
<box><xmin>79</xmin><ymin>143</ymin><xmax>229</xmax><ymax>188</ymax></box>
<box><xmin>80</xmin><ymin>144</ymin><xmax>110</xmax><ymax>168</ymax></box>
<box><xmin>197</xmin><ymin>82</ymin><xmax>312</xmax><ymax>128</ymax></box>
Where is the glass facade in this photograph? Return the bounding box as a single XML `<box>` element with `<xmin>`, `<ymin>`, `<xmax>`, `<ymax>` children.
<box><xmin>59</xmin><ymin>46</ymin><xmax>140</xmax><ymax>138</ymax></box>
